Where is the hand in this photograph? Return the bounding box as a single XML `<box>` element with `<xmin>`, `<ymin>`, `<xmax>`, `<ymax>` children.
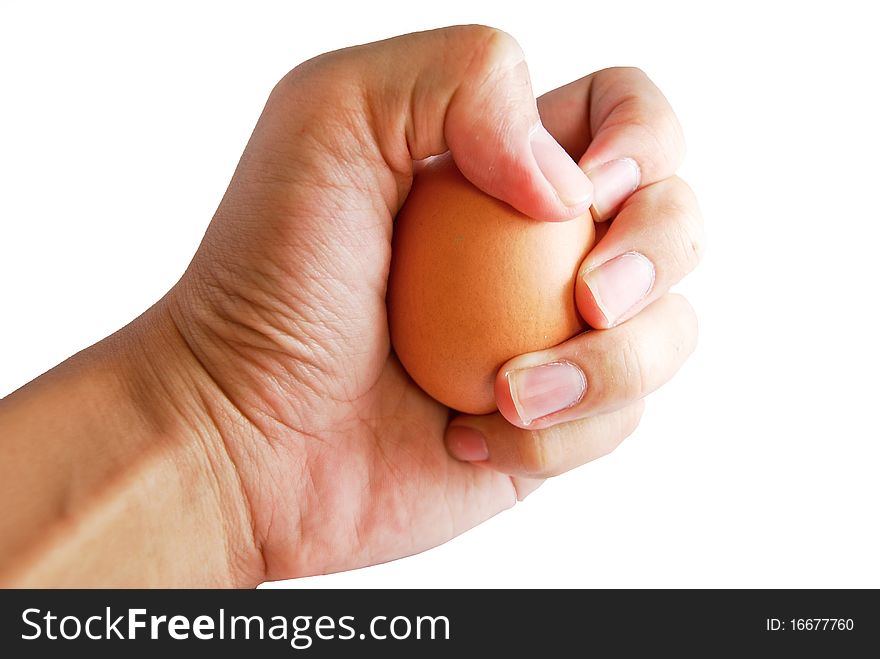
<box><xmin>0</xmin><ymin>25</ymin><xmax>702</xmax><ymax>587</ymax></box>
<box><xmin>163</xmin><ymin>24</ymin><xmax>703</xmax><ymax>582</ymax></box>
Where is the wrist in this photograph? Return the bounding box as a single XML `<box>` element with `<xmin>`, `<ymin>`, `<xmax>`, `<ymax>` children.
<box><xmin>118</xmin><ymin>299</ymin><xmax>269</xmax><ymax>587</ymax></box>
<box><xmin>0</xmin><ymin>300</ymin><xmax>266</xmax><ymax>587</ymax></box>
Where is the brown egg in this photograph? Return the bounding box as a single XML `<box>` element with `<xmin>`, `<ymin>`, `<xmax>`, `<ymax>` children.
<box><xmin>388</xmin><ymin>154</ymin><xmax>595</xmax><ymax>414</ymax></box>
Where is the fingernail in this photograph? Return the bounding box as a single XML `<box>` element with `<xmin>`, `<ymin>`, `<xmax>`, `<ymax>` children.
<box><xmin>446</xmin><ymin>426</ymin><xmax>489</xmax><ymax>462</ymax></box>
<box><xmin>586</xmin><ymin>158</ymin><xmax>641</xmax><ymax>219</ymax></box>
<box><xmin>507</xmin><ymin>361</ymin><xmax>586</xmax><ymax>426</ymax></box>
<box><xmin>583</xmin><ymin>252</ymin><xmax>655</xmax><ymax>326</ymax></box>
<box><xmin>530</xmin><ymin>124</ymin><xmax>594</xmax><ymax>207</ymax></box>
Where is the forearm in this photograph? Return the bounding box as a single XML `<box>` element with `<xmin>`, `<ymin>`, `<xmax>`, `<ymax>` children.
<box><xmin>0</xmin><ymin>303</ymin><xmax>263</xmax><ymax>587</ymax></box>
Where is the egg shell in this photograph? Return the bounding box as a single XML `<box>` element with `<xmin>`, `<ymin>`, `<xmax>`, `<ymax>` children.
<box><xmin>388</xmin><ymin>154</ymin><xmax>595</xmax><ymax>414</ymax></box>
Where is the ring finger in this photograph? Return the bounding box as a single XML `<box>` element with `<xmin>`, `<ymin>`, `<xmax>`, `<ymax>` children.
<box><xmin>496</xmin><ymin>294</ymin><xmax>697</xmax><ymax>429</ymax></box>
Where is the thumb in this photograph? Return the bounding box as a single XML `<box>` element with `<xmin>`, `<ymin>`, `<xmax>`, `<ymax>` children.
<box><xmin>263</xmin><ymin>25</ymin><xmax>593</xmax><ymax>221</ymax></box>
<box><xmin>426</xmin><ymin>26</ymin><xmax>594</xmax><ymax>220</ymax></box>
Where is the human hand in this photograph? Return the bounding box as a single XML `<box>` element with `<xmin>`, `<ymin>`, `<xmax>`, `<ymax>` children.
<box><xmin>0</xmin><ymin>25</ymin><xmax>702</xmax><ymax>587</ymax></box>
<box><xmin>151</xmin><ymin>25</ymin><xmax>703</xmax><ymax>584</ymax></box>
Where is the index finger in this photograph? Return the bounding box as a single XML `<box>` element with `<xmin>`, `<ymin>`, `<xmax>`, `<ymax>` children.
<box><xmin>537</xmin><ymin>67</ymin><xmax>686</xmax><ymax>219</ymax></box>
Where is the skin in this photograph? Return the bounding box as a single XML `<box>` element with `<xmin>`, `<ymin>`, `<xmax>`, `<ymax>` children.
<box><xmin>0</xmin><ymin>26</ymin><xmax>703</xmax><ymax>587</ymax></box>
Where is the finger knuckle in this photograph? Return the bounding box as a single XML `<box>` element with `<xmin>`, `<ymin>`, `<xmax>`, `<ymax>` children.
<box><xmin>268</xmin><ymin>52</ymin><xmax>377</xmax><ymax>164</ymax></box>
<box><xmin>631</xmin><ymin>399</ymin><xmax>647</xmax><ymax>427</ymax></box>
<box><xmin>594</xmin><ymin>66</ymin><xmax>650</xmax><ymax>88</ymax></box>
<box><xmin>611</xmin><ymin>405</ymin><xmax>644</xmax><ymax>449</ymax></box>
<box><xmin>517</xmin><ymin>429</ymin><xmax>557</xmax><ymax>478</ymax></box>
<box><xmin>677</xmin><ymin>179</ymin><xmax>705</xmax><ymax>246</ymax></box>
<box><xmin>593</xmin><ymin>67</ymin><xmax>685</xmax><ymax>169</ymax></box>
<box><xmin>590</xmin><ymin>406</ymin><xmax>645</xmax><ymax>464</ymax></box>
<box><xmin>670</xmin><ymin>294</ymin><xmax>700</xmax><ymax>352</ymax></box>
<box><xmin>447</xmin><ymin>25</ymin><xmax>525</xmax><ymax>81</ymax></box>
<box><xmin>653</xmin><ymin>294</ymin><xmax>699</xmax><ymax>364</ymax></box>
<box><xmin>587</xmin><ymin>328</ymin><xmax>645</xmax><ymax>407</ymax></box>
<box><xmin>617</xmin><ymin>325</ymin><xmax>650</xmax><ymax>402</ymax></box>
<box><xmin>615</xmin><ymin>65</ymin><xmax>650</xmax><ymax>82</ymax></box>
<box><xmin>275</xmin><ymin>44</ymin><xmax>371</xmax><ymax>108</ymax></box>
<box><xmin>275</xmin><ymin>51</ymin><xmax>333</xmax><ymax>97</ymax></box>
<box><xmin>594</xmin><ymin>436</ymin><xmax>623</xmax><ymax>461</ymax></box>
<box><xmin>643</xmin><ymin>113</ymin><xmax>684</xmax><ymax>172</ymax></box>
<box><xmin>660</xmin><ymin>180</ymin><xmax>705</xmax><ymax>273</ymax></box>
<box><xmin>680</xmin><ymin>210</ymin><xmax>706</xmax><ymax>272</ymax></box>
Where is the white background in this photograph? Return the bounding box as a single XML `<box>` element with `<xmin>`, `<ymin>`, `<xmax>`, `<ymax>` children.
<box><xmin>2</xmin><ymin>1</ymin><xmax>878</xmax><ymax>588</ymax></box>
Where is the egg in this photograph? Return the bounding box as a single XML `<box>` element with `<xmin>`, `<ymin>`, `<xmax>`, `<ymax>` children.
<box><xmin>388</xmin><ymin>154</ymin><xmax>595</xmax><ymax>414</ymax></box>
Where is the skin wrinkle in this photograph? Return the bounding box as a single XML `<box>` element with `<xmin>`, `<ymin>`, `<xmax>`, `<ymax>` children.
<box><xmin>129</xmin><ymin>320</ymin><xmax>225</xmax><ymax>443</ymax></box>
<box><xmin>314</xmin><ymin>448</ymin><xmax>372</xmax><ymax>573</ymax></box>
<box><xmin>169</xmin><ymin>293</ymin><xmax>321</xmax><ymax>449</ymax></box>
<box><xmin>230</xmin><ymin>160</ymin><xmax>388</xmax><ymax>358</ymax></box>
<box><xmin>195</xmin><ymin>265</ymin><xmax>338</xmax><ymax>371</ymax></box>
<box><xmin>189</xmin><ymin>384</ymin><xmax>263</xmax><ymax>585</ymax></box>
<box><xmin>276</xmin><ymin>78</ymin><xmax>369</xmax><ymax>152</ymax></box>
<box><xmin>440</xmin><ymin>468</ymin><xmax>461</xmax><ymax>543</ymax></box>
<box><xmin>272</xmin><ymin>356</ymin><xmax>420</xmax><ymax>576</ymax></box>
<box><xmin>589</xmin><ymin>79</ymin><xmax>630</xmax><ymax>131</ymax></box>
<box><xmin>372</xmin><ymin>40</ymin><xmax>442</xmax><ymax>170</ymax></box>
<box><xmin>205</xmin><ymin>331</ymin><xmax>309</xmax><ymax>413</ymax></box>
<box><xmin>264</xmin><ymin>451</ymin><xmax>318</xmax><ymax>579</ymax></box>
<box><xmin>353</xmin><ymin>379</ymin><xmax>425</xmax><ymax>561</ymax></box>
<box><xmin>162</xmin><ymin>314</ymin><xmax>265</xmax><ymax>548</ymax></box>
<box><xmin>586</xmin><ymin>85</ymin><xmax>683</xmax><ymax>177</ymax></box>
<box><xmin>581</xmin><ymin>74</ymin><xmax>596</xmax><ymax>152</ymax></box>
<box><xmin>352</xmin><ymin>415</ymin><xmax>385</xmax><ymax>567</ymax></box>
<box><xmin>588</xmin><ymin>69</ymin><xmax>654</xmax><ymax>135</ymax></box>
<box><xmin>618</xmin><ymin>116</ymin><xmax>668</xmax><ymax>175</ymax></box>
<box><xmin>520</xmin><ymin>429</ymin><xmax>551</xmax><ymax>478</ymax></box>
<box><xmin>447</xmin><ymin>35</ymin><xmax>531</xmax><ymax>184</ymax></box>
<box><xmin>371</xmin><ymin>28</ymin><xmax>524</xmax><ymax>186</ymax></box>
<box><xmin>232</xmin><ymin>209</ymin><xmax>390</xmax><ymax>404</ymax></box>
<box><xmin>181</xmin><ymin>301</ymin><xmax>331</xmax><ymax>414</ymax></box>
<box><xmin>616</xmin><ymin>324</ymin><xmax>651</xmax><ymax>405</ymax></box>
<box><xmin>657</xmin><ymin>193</ymin><xmax>704</xmax><ymax>274</ymax></box>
